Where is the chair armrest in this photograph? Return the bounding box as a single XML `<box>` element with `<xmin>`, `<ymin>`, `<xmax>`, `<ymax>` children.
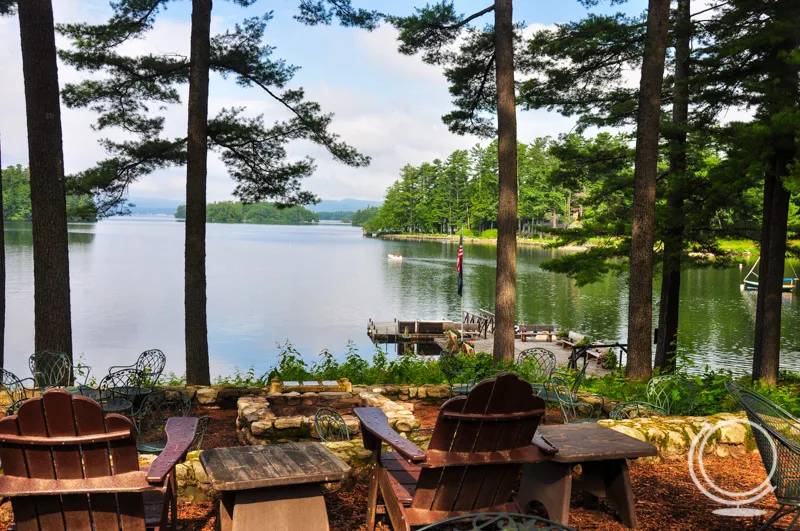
<box><xmin>0</xmin><ymin>471</ymin><xmax>158</xmax><ymax>496</ymax></box>
<box><xmin>107</xmin><ymin>364</ymin><xmax>134</xmax><ymax>374</ymax></box>
<box><xmin>146</xmin><ymin>417</ymin><xmax>199</xmax><ymax>483</ymax></box>
<box><xmin>354</xmin><ymin>407</ymin><xmax>426</xmax><ymax>463</ymax></box>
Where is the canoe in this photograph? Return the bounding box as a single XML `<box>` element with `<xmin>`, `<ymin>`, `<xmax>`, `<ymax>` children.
<box><xmin>387</xmin><ymin>254</ymin><xmax>403</xmax><ymax>261</ymax></box>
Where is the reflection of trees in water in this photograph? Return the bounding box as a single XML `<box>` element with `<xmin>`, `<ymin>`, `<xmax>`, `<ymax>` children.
<box><xmin>3</xmin><ymin>222</ymin><xmax>95</xmax><ymax>247</ymax></box>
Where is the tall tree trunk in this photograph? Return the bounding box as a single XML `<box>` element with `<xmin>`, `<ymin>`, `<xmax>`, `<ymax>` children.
<box><xmin>0</xmin><ymin>135</ymin><xmax>4</xmax><ymax>369</ymax></box>
<box><xmin>654</xmin><ymin>0</ymin><xmax>690</xmax><ymax>373</ymax></box>
<box><xmin>627</xmin><ymin>0</ymin><xmax>670</xmax><ymax>380</ymax></box>
<box><xmin>492</xmin><ymin>0</ymin><xmax>518</xmax><ymax>364</ymax></box>
<box><xmin>752</xmin><ymin>6</ymin><xmax>799</xmax><ymax>385</ymax></box>
<box><xmin>185</xmin><ymin>0</ymin><xmax>212</xmax><ymax>385</ymax></box>
<box><xmin>18</xmin><ymin>0</ymin><xmax>73</xmax><ymax>365</ymax></box>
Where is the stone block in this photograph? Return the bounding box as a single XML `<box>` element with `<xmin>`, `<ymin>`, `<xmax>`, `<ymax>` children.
<box><xmin>409</xmin><ymin>387</ymin><xmax>418</xmax><ymax>399</ymax></box>
<box><xmin>196</xmin><ymin>387</ymin><xmax>218</xmax><ymax>405</ymax></box>
<box><xmin>285</xmin><ymin>392</ymin><xmax>302</xmax><ymax>405</ymax></box>
<box><xmin>218</xmin><ymin>387</ymin><xmax>241</xmax><ymax>400</ymax></box>
<box><xmin>274</xmin><ymin>416</ymin><xmax>304</xmax><ymax>430</ymax></box>
<box><xmin>719</xmin><ymin>422</ymin><xmax>747</xmax><ymax>444</ymax></box>
<box><xmin>416</xmin><ymin>388</ymin><xmax>427</xmax><ymax>399</ymax></box>
<box><xmin>251</xmin><ymin>421</ymin><xmax>273</xmax><ymax>437</ymax></box>
<box><xmin>191</xmin><ymin>459</ymin><xmax>209</xmax><ymax>484</ymax></box>
<box><xmin>319</xmin><ymin>392</ymin><xmax>352</xmax><ymax>402</ymax></box>
<box><xmin>394</xmin><ymin>417</ymin><xmax>421</xmax><ymax>433</ymax></box>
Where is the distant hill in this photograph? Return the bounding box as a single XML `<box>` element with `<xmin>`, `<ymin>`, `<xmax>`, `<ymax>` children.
<box><xmin>127</xmin><ymin>197</ymin><xmax>184</xmax><ymax>215</ymax></box>
<box><xmin>307</xmin><ymin>199</ymin><xmax>381</xmax><ymax>212</ymax></box>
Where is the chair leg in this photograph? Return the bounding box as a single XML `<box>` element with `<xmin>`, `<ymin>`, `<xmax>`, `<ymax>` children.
<box><xmin>365</xmin><ymin>449</ymin><xmax>381</xmax><ymax>531</ymax></box>
<box><xmin>170</xmin><ymin>468</ymin><xmax>178</xmax><ymax>531</ymax></box>
<box><xmin>760</xmin><ymin>505</ymin><xmax>796</xmax><ymax>531</ymax></box>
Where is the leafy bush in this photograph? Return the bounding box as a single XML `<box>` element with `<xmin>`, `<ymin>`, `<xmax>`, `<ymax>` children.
<box><xmin>479</xmin><ymin>228</ymin><xmax>498</xmax><ymax>239</ymax></box>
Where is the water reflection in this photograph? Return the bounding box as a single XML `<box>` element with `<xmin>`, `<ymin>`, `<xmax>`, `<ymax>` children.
<box><xmin>3</xmin><ymin>219</ymin><xmax>800</xmax><ymax>377</ymax></box>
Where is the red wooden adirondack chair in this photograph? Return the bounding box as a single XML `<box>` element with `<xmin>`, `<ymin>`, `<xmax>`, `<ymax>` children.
<box><xmin>354</xmin><ymin>372</ymin><xmax>551</xmax><ymax>531</ymax></box>
<box><xmin>0</xmin><ymin>388</ymin><xmax>198</xmax><ymax>530</ymax></box>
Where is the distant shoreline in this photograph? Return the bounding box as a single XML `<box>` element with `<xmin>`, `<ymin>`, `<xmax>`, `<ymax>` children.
<box><xmin>376</xmin><ymin>233</ymin><xmax>587</xmax><ymax>251</ymax></box>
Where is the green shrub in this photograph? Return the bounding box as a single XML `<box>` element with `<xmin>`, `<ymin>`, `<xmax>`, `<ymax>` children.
<box><xmin>479</xmin><ymin>228</ymin><xmax>498</xmax><ymax>239</ymax></box>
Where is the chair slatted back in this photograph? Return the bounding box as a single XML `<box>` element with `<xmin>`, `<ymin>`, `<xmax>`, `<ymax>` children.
<box><xmin>411</xmin><ymin>373</ymin><xmax>545</xmax><ymax>513</ymax></box>
<box><xmin>0</xmin><ymin>388</ymin><xmax>144</xmax><ymax>530</ymax></box>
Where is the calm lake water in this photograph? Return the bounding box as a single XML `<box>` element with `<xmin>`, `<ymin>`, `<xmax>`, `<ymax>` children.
<box><xmin>4</xmin><ymin>217</ymin><xmax>800</xmax><ymax>378</ymax></box>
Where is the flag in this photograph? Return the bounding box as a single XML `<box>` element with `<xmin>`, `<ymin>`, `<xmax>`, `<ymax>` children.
<box><xmin>456</xmin><ymin>232</ymin><xmax>463</xmax><ymax>296</ymax></box>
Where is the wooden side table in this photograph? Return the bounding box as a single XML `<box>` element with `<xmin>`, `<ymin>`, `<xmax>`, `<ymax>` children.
<box><xmin>519</xmin><ymin>423</ymin><xmax>657</xmax><ymax>529</ymax></box>
<box><xmin>201</xmin><ymin>442</ymin><xmax>350</xmax><ymax>531</ymax></box>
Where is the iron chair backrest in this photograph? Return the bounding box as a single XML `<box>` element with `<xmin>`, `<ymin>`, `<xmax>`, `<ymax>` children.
<box><xmin>99</xmin><ymin>368</ymin><xmax>144</xmax><ymax>402</ymax></box>
<box><xmin>314</xmin><ymin>407</ymin><xmax>358</xmax><ymax>442</ymax></box>
<box><xmin>135</xmin><ymin>349</ymin><xmax>167</xmax><ymax>389</ymax></box>
<box><xmin>413</xmin><ymin>373</ymin><xmax>546</xmax><ymax>513</ymax></box>
<box><xmin>516</xmin><ymin>348</ymin><xmax>557</xmax><ymax>384</ymax></box>
<box><xmin>133</xmin><ymin>390</ymin><xmax>207</xmax><ymax>453</ymax></box>
<box><xmin>0</xmin><ymin>369</ymin><xmax>34</xmax><ymax>415</ymax></box>
<box><xmin>726</xmin><ymin>380</ymin><xmax>800</xmax><ymax>505</ymax></box>
<box><xmin>28</xmin><ymin>350</ymin><xmax>71</xmax><ymax>389</ymax></box>
<box><xmin>610</xmin><ymin>401</ymin><xmax>668</xmax><ymax>420</ymax></box>
<box><xmin>549</xmin><ymin>376</ymin><xmax>600</xmax><ymax>423</ymax></box>
<box><xmin>645</xmin><ymin>374</ymin><xmax>696</xmax><ymax>415</ymax></box>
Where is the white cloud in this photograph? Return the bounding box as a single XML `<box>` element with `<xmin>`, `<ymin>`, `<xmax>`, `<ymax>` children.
<box><xmin>0</xmin><ymin>10</ymin><xmax>584</xmax><ymax>203</ymax></box>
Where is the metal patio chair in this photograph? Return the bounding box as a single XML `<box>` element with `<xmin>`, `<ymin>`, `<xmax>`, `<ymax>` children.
<box><xmin>132</xmin><ymin>390</ymin><xmax>209</xmax><ymax>454</ymax></box>
<box><xmin>612</xmin><ymin>374</ymin><xmax>697</xmax><ymax>419</ymax></box>
<box><xmin>313</xmin><ymin>407</ymin><xmax>359</xmax><ymax>442</ymax></box>
<box><xmin>516</xmin><ymin>347</ymin><xmax>557</xmax><ymax>394</ymax></box>
<box><xmin>549</xmin><ymin>375</ymin><xmax>604</xmax><ymax>423</ymax></box>
<box><xmin>110</xmin><ymin>349</ymin><xmax>167</xmax><ymax>391</ymax></box>
<box><xmin>0</xmin><ymin>369</ymin><xmax>36</xmax><ymax>415</ymax></box>
<box><xmin>727</xmin><ymin>380</ymin><xmax>800</xmax><ymax>530</ymax></box>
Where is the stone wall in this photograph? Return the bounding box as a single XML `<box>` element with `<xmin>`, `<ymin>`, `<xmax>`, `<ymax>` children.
<box><xmin>598</xmin><ymin>412</ymin><xmax>755</xmax><ymax>461</ymax></box>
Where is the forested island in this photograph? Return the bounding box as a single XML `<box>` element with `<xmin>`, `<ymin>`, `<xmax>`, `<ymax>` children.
<box><xmin>174</xmin><ymin>201</ymin><xmax>319</xmax><ymax>224</ymax></box>
<box><xmin>2</xmin><ymin>165</ymin><xmax>98</xmax><ymax>222</ymax></box>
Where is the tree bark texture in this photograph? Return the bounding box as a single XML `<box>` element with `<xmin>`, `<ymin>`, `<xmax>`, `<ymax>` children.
<box><xmin>492</xmin><ymin>0</ymin><xmax>518</xmax><ymax>364</ymax></box>
<box><xmin>185</xmin><ymin>0</ymin><xmax>212</xmax><ymax>385</ymax></box>
<box><xmin>627</xmin><ymin>0</ymin><xmax>670</xmax><ymax>380</ymax></box>
<box><xmin>18</xmin><ymin>0</ymin><xmax>73</xmax><ymax>362</ymax></box>
<box><xmin>654</xmin><ymin>0</ymin><xmax>690</xmax><ymax>373</ymax></box>
<box><xmin>0</xmin><ymin>135</ymin><xmax>5</xmax><ymax>369</ymax></box>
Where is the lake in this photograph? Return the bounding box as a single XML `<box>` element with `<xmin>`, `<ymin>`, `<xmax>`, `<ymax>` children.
<box><xmin>4</xmin><ymin>217</ymin><xmax>800</xmax><ymax>378</ymax></box>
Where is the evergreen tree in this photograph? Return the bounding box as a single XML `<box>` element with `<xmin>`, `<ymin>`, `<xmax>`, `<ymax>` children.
<box><xmin>1</xmin><ymin>0</ymin><xmax>74</xmax><ymax>366</ymax></box>
<box><xmin>60</xmin><ymin>1</ymin><xmax>371</xmax><ymax>384</ymax></box>
<box><xmin>385</xmin><ymin>1</ymin><xmax>522</xmax><ymax>362</ymax></box>
<box><xmin>697</xmin><ymin>0</ymin><xmax>800</xmax><ymax>384</ymax></box>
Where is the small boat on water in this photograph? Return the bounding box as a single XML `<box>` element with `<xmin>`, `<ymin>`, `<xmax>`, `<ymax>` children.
<box><xmin>387</xmin><ymin>254</ymin><xmax>403</xmax><ymax>261</ymax></box>
<box><xmin>741</xmin><ymin>257</ymin><xmax>798</xmax><ymax>291</ymax></box>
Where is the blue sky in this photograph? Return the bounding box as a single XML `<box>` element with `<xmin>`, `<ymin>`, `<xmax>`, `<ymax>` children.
<box><xmin>0</xmin><ymin>0</ymin><xmax>649</xmax><ymax>203</ymax></box>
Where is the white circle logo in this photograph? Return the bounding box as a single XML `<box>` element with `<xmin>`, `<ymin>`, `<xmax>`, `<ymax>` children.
<box><xmin>687</xmin><ymin>418</ymin><xmax>776</xmax><ymax>517</ymax></box>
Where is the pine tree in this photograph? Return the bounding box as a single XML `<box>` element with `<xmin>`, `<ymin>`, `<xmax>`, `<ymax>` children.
<box><xmin>697</xmin><ymin>0</ymin><xmax>800</xmax><ymax>384</ymax></box>
<box><xmin>383</xmin><ymin>1</ymin><xmax>522</xmax><ymax>363</ymax></box>
<box><xmin>2</xmin><ymin>0</ymin><xmax>74</xmax><ymax>366</ymax></box>
<box><xmin>60</xmin><ymin>1</ymin><xmax>371</xmax><ymax>384</ymax></box>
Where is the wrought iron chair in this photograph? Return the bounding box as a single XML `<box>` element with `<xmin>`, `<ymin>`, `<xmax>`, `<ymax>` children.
<box><xmin>516</xmin><ymin>347</ymin><xmax>557</xmax><ymax>393</ymax></box>
<box><xmin>549</xmin><ymin>375</ymin><xmax>604</xmax><ymax>423</ymax></box>
<box><xmin>81</xmin><ymin>368</ymin><xmax>144</xmax><ymax>414</ymax></box>
<box><xmin>131</xmin><ymin>390</ymin><xmax>209</xmax><ymax>454</ymax></box>
<box><xmin>109</xmin><ymin>348</ymin><xmax>167</xmax><ymax>391</ymax></box>
<box><xmin>612</xmin><ymin>374</ymin><xmax>697</xmax><ymax>419</ymax></box>
<box><xmin>0</xmin><ymin>369</ymin><xmax>36</xmax><ymax>415</ymax></box>
<box><xmin>418</xmin><ymin>512</ymin><xmax>575</xmax><ymax>531</ymax></box>
<box><xmin>727</xmin><ymin>380</ymin><xmax>800</xmax><ymax>530</ymax></box>
<box><xmin>28</xmin><ymin>350</ymin><xmax>72</xmax><ymax>389</ymax></box>
<box><xmin>438</xmin><ymin>351</ymin><xmax>474</xmax><ymax>396</ymax></box>
<box><xmin>313</xmin><ymin>407</ymin><xmax>359</xmax><ymax>442</ymax></box>
<box><xmin>535</xmin><ymin>357</ymin><xmax>590</xmax><ymax>405</ymax></box>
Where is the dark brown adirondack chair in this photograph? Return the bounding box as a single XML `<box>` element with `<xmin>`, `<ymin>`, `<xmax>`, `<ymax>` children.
<box><xmin>354</xmin><ymin>372</ymin><xmax>551</xmax><ymax>531</ymax></box>
<box><xmin>0</xmin><ymin>388</ymin><xmax>198</xmax><ymax>530</ymax></box>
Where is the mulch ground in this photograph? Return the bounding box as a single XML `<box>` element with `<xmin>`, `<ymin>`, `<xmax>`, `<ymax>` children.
<box><xmin>1</xmin><ymin>401</ymin><xmax>796</xmax><ymax>530</ymax></box>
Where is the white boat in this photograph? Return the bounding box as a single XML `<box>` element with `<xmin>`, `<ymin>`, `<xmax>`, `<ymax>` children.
<box><xmin>387</xmin><ymin>254</ymin><xmax>403</xmax><ymax>261</ymax></box>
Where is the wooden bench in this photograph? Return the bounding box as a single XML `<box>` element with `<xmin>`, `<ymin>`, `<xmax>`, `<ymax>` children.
<box><xmin>556</xmin><ymin>331</ymin><xmax>584</xmax><ymax>349</ymax></box>
<box><xmin>518</xmin><ymin>324</ymin><xmax>556</xmax><ymax>342</ymax></box>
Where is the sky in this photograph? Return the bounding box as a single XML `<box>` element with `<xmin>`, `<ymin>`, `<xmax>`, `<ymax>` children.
<box><xmin>0</xmin><ymin>0</ymin><xmax>651</xmax><ymax>203</ymax></box>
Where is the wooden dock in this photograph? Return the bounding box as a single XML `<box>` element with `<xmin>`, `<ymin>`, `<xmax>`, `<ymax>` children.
<box><xmin>367</xmin><ymin>317</ymin><xmax>615</xmax><ymax>377</ymax></box>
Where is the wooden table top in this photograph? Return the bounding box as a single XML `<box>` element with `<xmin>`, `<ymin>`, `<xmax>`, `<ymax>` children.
<box><xmin>200</xmin><ymin>442</ymin><xmax>350</xmax><ymax>491</ymax></box>
<box><xmin>534</xmin><ymin>423</ymin><xmax>657</xmax><ymax>464</ymax></box>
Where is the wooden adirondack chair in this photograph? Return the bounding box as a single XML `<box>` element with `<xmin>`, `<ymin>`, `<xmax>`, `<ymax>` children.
<box><xmin>354</xmin><ymin>372</ymin><xmax>551</xmax><ymax>531</ymax></box>
<box><xmin>0</xmin><ymin>388</ymin><xmax>198</xmax><ymax>530</ymax></box>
